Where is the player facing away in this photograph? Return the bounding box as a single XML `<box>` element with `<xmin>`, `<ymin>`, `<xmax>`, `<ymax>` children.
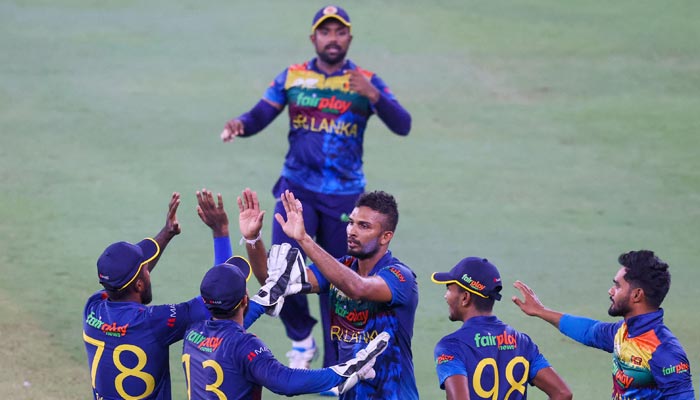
<box><xmin>219</xmin><ymin>4</ymin><xmax>412</xmax><ymax>376</ymax></box>
<box><xmin>234</xmin><ymin>188</ymin><xmax>419</xmax><ymax>400</ymax></box>
<box><xmin>431</xmin><ymin>257</ymin><xmax>572</xmax><ymax>400</ymax></box>
<box><xmin>513</xmin><ymin>250</ymin><xmax>695</xmax><ymax>399</ymax></box>
<box><xmin>82</xmin><ymin>192</ymin><xmax>304</xmax><ymax>400</ymax></box>
<box><xmin>82</xmin><ymin>193</ymin><xmax>213</xmax><ymax>399</ymax></box>
<box><xmin>182</xmin><ymin>258</ymin><xmax>391</xmax><ymax>399</ymax></box>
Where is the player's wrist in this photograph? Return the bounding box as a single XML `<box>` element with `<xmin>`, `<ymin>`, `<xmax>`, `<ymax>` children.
<box><xmin>239</xmin><ymin>231</ymin><xmax>262</xmax><ymax>248</ymax></box>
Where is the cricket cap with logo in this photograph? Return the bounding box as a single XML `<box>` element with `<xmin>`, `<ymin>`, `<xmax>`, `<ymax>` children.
<box><xmin>200</xmin><ymin>256</ymin><xmax>252</xmax><ymax>312</ymax></box>
<box><xmin>431</xmin><ymin>257</ymin><xmax>503</xmax><ymax>301</ymax></box>
<box><xmin>97</xmin><ymin>238</ymin><xmax>160</xmax><ymax>291</ymax></box>
<box><xmin>311</xmin><ymin>5</ymin><xmax>351</xmax><ymax>32</ymax></box>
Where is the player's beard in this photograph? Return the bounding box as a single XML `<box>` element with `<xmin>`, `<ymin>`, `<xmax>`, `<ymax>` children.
<box><xmin>317</xmin><ymin>45</ymin><xmax>347</xmax><ymax>66</ymax></box>
<box><xmin>141</xmin><ymin>284</ymin><xmax>153</xmax><ymax>305</ymax></box>
<box><xmin>607</xmin><ymin>293</ymin><xmax>631</xmax><ymax>317</ymax></box>
<box><xmin>347</xmin><ymin>238</ymin><xmax>380</xmax><ymax>260</ymax></box>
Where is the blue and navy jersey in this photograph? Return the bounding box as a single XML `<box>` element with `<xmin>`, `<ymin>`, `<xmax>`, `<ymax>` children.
<box><xmin>182</xmin><ymin>319</ymin><xmax>342</xmax><ymax>399</ymax></box>
<box><xmin>312</xmin><ymin>250</ymin><xmax>419</xmax><ymax>400</ymax></box>
<box><xmin>82</xmin><ymin>290</ymin><xmax>209</xmax><ymax>400</ymax></box>
<box><xmin>559</xmin><ymin>309</ymin><xmax>695</xmax><ymax>399</ymax></box>
<box><xmin>433</xmin><ymin>316</ymin><xmax>551</xmax><ymax>399</ymax></box>
<box><xmin>263</xmin><ymin>58</ymin><xmax>398</xmax><ymax>195</ymax></box>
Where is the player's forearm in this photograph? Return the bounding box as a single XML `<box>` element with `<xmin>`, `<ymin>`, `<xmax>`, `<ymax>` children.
<box><xmin>533</xmin><ymin>308</ymin><xmax>564</xmax><ymax>330</ymax></box>
<box><xmin>374</xmin><ymin>92</ymin><xmax>411</xmax><ymax>136</ymax></box>
<box><xmin>245</xmin><ymin>240</ymin><xmax>269</xmax><ymax>286</ymax></box>
<box><xmin>252</xmin><ymin>358</ymin><xmax>343</xmax><ymax>395</ymax></box>
<box><xmin>298</xmin><ymin>234</ymin><xmax>364</xmax><ymax>297</ymax></box>
<box><xmin>148</xmin><ymin>227</ymin><xmax>177</xmax><ymax>272</ymax></box>
<box><xmin>237</xmin><ymin>99</ymin><xmax>282</xmax><ymax>137</ymax></box>
<box><xmin>213</xmin><ymin>236</ymin><xmax>232</xmax><ymax>266</ymax></box>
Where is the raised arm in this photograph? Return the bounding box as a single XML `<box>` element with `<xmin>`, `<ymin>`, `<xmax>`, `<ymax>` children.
<box><xmin>148</xmin><ymin>192</ymin><xmax>182</xmax><ymax>272</ymax></box>
<box><xmin>275</xmin><ymin>190</ymin><xmax>391</xmax><ymax>302</ymax></box>
<box><xmin>512</xmin><ymin>280</ymin><xmax>564</xmax><ymax>329</ymax></box>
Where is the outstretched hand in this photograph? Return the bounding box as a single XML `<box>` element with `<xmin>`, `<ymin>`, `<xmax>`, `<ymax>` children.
<box><xmin>165</xmin><ymin>192</ymin><xmax>181</xmax><ymax>237</ymax></box>
<box><xmin>196</xmin><ymin>189</ymin><xmax>229</xmax><ymax>237</ymax></box>
<box><xmin>512</xmin><ymin>280</ymin><xmax>547</xmax><ymax>317</ymax></box>
<box><xmin>274</xmin><ymin>190</ymin><xmax>307</xmax><ymax>242</ymax></box>
<box><xmin>221</xmin><ymin>119</ymin><xmax>244</xmax><ymax>143</ymax></box>
<box><xmin>237</xmin><ymin>188</ymin><xmax>265</xmax><ymax>240</ymax></box>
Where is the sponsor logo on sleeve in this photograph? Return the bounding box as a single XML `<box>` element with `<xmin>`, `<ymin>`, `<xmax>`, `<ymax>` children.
<box><xmin>436</xmin><ymin>354</ymin><xmax>455</xmax><ymax>365</ymax></box>
<box><xmin>662</xmin><ymin>362</ymin><xmax>690</xmax><ymax>376</ymax></box>
<box><xmin>388</xmin><ymin>267</ymin><xmax>406</xmax><ymax>282</ymax></box>
<box><xmin>246</xmin><ymin>346</ymin><xmax>271</xmax><ymax>362</ymax></box>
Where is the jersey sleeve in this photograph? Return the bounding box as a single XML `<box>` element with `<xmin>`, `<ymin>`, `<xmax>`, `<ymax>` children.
<box><xmin>376</xmin><ymin>263</ymin><xmax>416</xmax><ymax>307</ymax></box>
<box><xmin>434</xmin><ymin>337</ymin><xmax>467</xmax><ymax>390</ymax></box>
<box><xmin>262</xmin><ymin>69</ymin><xmax>289</xmax><ymax>106</ymax></box>
<box><xmin>649</xmin><ymin>341</ymin><xmax>695</xmax><ymax>399</ymax></box>
<box><xmin>370</xmin><ymin>73</ymin><xmax>397</xmax><ymax>102</ymax></box>
<box><xmin>148</xmin><ymin>297</ymin><xmax>210</xmax><ymax>345</ymax></box>
<box><xmin>309</xmin><ymin>262</ymin><xmax>331</xmax><ymax>293</ymax></box>
<box><xmin>559</xmin><ymin>314</ymin><xmax>621</xmax><ymax>352</ymax></box>
<box><xmin>243</xmin><ymin>335</ymin><xmax>342</xmax><ymax>395</ymax></box>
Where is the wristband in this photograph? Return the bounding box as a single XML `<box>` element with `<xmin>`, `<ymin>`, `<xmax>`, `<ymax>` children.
<box><xmin>239</xmin><ymin>231</ymin><xmax>262</xmax><ymax>248</ymax></box>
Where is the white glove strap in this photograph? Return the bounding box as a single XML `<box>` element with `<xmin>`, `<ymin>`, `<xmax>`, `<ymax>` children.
<box><xmin>239</xmin><ymin>231</ymin><xmax>262</xmax><ymax>248</ymax></box>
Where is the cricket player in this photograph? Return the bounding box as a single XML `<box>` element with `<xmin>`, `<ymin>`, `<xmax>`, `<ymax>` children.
<box><xmin>82</xmin><ymin>192</ymin><xmax>303</xmax><ymax>399</ymax></box>
<box><xmin>431</xmin><ymin>257</ymin><xmax>572</xmax><ymax>400</ymax></box>
<box><xmin>82</xmin><ymin>193</ymin><xmax>209</xmax><ymax>399</ymax></box>
<box><xmin>182</xmin><ymin>251</ymin><xmax>390</xmax><ymax>399</ymax></box>
<box><xmin>513</xmin><ymin>250</ymin><xmax>695</xmax><ymax>399</ymax></box>
<box><xmin>232</xmin><ymin>188</ymin><xmax>419</xmax><ymax>400</ymax></box>
<box><xmin>219</xmin><ymin>4</ymin><xmax>412</xmax><ymax>375</ymax></box>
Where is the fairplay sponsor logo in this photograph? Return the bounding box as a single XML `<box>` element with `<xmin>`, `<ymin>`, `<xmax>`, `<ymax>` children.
<box><xmin>295</xmin><ymin>93</ymin><xmax>352</xmax><ymax>114</ymax></box>
<box><xmin>186</xmin><ymin>331</ymin><xmax>223</xmax><ymax>353</ymax></box>
<box><xmin>473</xmin><ymin>331</ymin><xmax>518</xmax><ymax>350</ymax></box>
<box><xmin>85</xmin><ymin>311</ymin><xmax>129</xmax><ymax>337</ymax></box>
<box><xmin>461</xmin><ymin>273</ymin><xmax>486</xmax><ymax>292</ymax></box>
<box><xmin>388</xmin><ymin>267</ymin><xmax>406</xmax><ymax>282</ymax></box>
<box><xmin>436</xmin><ymin>354</ymin><xmax>454</xmax><ymax>365</ymax></box>
<box><xmin>662</xmin><ymin>362</ymin><xmax>690</xmax><ymax>376</ymax></box>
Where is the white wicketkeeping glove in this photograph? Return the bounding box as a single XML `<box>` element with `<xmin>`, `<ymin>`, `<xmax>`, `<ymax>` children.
<box><xmin>330</xmin><ymin>331</ymin><xmax>391</xmax><ymax>394</ymax></box>
<box><xmin>251</xmin><ymin>243</ymin><xmax>310</xmax><ymax>316</ymax></box>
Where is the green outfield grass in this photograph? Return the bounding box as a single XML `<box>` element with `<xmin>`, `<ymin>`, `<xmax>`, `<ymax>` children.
<box><xmin>1</xmin><ymin>1</ymin><xmax>699</xmax><ymax>399</ymax></box>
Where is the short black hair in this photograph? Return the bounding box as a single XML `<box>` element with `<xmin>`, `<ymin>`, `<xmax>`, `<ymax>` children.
<box><xmin>619</xmin><ymin>250</ymin><xmax>671</xmax><ymax>309</ymax></box>
<box><xmin>208</xmin><ymin>307</ymin><xmax>239</xmax><ymax>319</ymax></box>
<box><xmin>454</xmin><ymin>284</ymin><xmax>496</xmax><ymax>312</ymax></box>
<box><xmin>355</xmin><ymin>191</ymin><xmax>399</xmax><ymax>232</ymax></box>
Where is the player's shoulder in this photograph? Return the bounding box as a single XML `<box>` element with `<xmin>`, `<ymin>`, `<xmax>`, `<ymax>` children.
<box><xmin>348</xmin><ymin>61</ymin><xmax>375</xmax><ymax>79</ymax></box>
<box><xmin>288</xmin><ymin>61</ymin><xmax>311</xmax><ymax>71</ymax></box>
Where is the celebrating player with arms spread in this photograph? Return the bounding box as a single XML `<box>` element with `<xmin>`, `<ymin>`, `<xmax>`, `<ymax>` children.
<box><xmin>219</xmin><ymin>5</ymin><xmax>412</xmax><ymax>375</ymax></box>
<box><xmin>431</xmin><ymin>257</ymin><xmax>572</xmax><ymax>400</ymax></box>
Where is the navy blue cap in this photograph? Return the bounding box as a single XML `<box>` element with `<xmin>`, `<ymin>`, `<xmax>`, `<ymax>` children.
<box><xmin>311</xmin><ymin>5</ymin><xmax>351</xmax><ymax>32</ymax></box>
<box><xmin>97</xmin><ymin>238</ymin><xmax>159</xmax><ymax>291</ymax></box>
<box><xmin>200</xmin><ymin>256</ymin><xmax>252</xmax><ymax>312</ymax></box>
<box><xmin>431</xmin><ymin>257</ymin><xmax>503</xmax><ymax>301</ymax></box>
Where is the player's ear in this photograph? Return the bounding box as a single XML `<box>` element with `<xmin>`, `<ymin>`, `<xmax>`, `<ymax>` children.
<box><xmin>631</xmin><ymin>287</ymin><xmax>644</xmax><ymax>303</ymax></box>
<box><xmin>461</xmin><ymin>291</ymin><xmax>471</xmax><ymax>307</ymax></box>
<box><xmin>310</xmin><ymin>33</ymin><xmax>317</xmax><ymax>46</ymax></box>
<box><xmin>379</xmin><ymin>230</ymin><xmax>393</xmax><ymax>246</ymax></box>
